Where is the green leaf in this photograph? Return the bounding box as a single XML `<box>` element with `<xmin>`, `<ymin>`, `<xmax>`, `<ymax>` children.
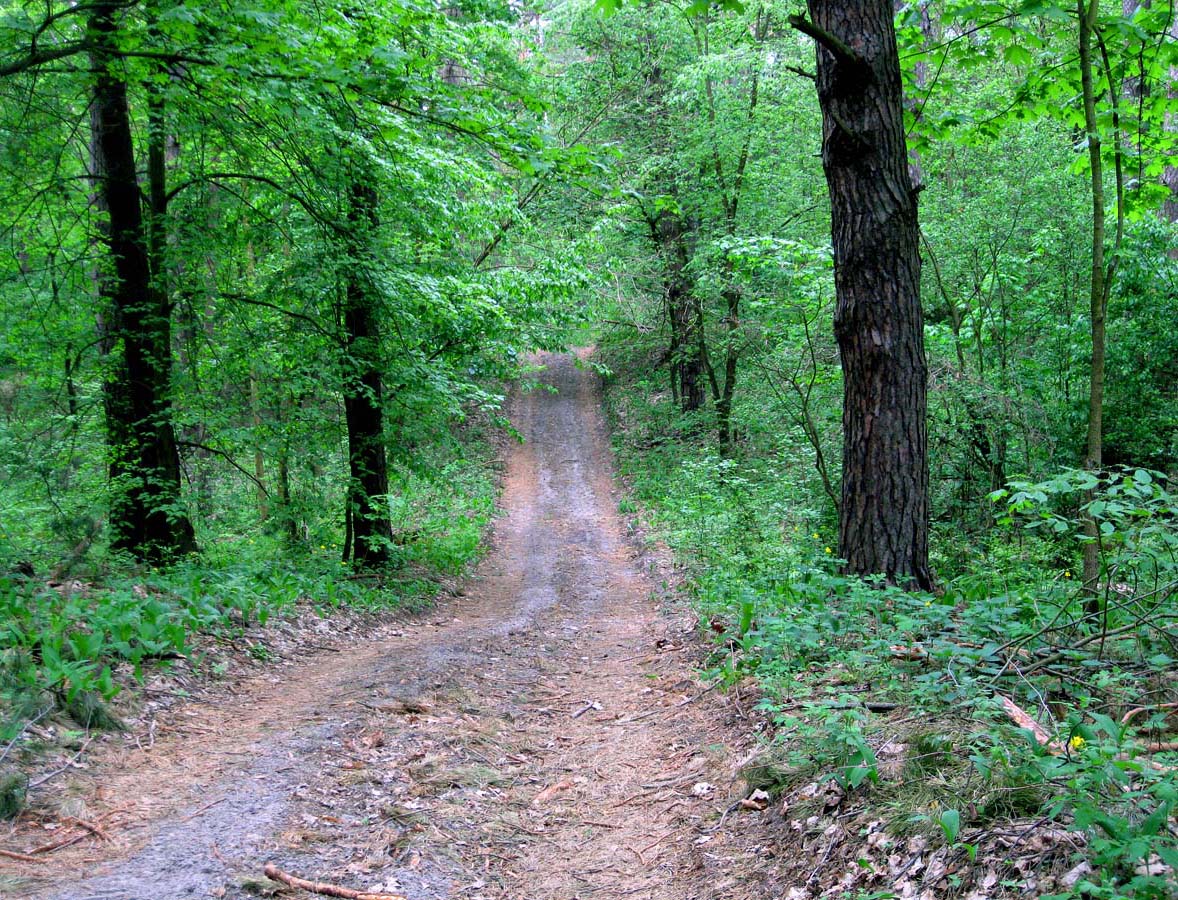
<box><xmin>1003</xmin><ymin>45</ymin><xmax>1033</xmax><ymax>67</ymax></box>
<box><xmin>938</xmin><ymin>809</ymin><xmax>962</xmax><ymax>843</ymax></box>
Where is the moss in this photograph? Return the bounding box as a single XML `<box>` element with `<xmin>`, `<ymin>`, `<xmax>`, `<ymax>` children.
<box><xmin>60</xmin><ymin>689</ymin><xmax>125</xmax><ymax>732</ymax></box>
<box><xmin>0</xmin><ymin>770</ymin><xmax>26</xmax><ymax>819</ymax></box>
<box><xmin>903</xmin><ymin>731</ymin><xmax>959</xmax><ymax>778</ymax></box>
<box><xmin>741</xmin><ymin>757</ymin><xmax>799</xmax><ymax>797</ymax></box>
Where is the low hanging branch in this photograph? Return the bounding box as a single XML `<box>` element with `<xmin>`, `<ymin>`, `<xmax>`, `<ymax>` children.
<box><xmin>262</xmin><ymin>863</ymin><xmax>406</xmax><ymax>900</ymax></box>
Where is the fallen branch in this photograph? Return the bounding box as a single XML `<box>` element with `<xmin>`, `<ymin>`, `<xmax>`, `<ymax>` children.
<box><xmin>28</xmin><ymin>737</ymin><xmax>93</xmax><ymax>790</ymax></box>
<box><xmin>31</xmin><ymin>830</ymin><xmax>88</xmax><ymax>855</ymax></box>
<box><xmin>0</xmin><ymin>848</ymin><xmax>43</xmax><ymax>862</ymax></box>
<box><xmin>571</xmin><ymin>700</ymin><xmax>599</xmax><ymax>719</ymax></box>
<box><xmin>262</xmin><ymin>864</ymin><xmax>406</xmax><ymax>900</ymax></box>
<box><xmin>674</xmin><ymin>679</ymin><xmax>721</xmax><ymax>708</ymax></box>
<box><xmin>998</xmin><ymin>694</ymin><xmax>1064</xmax><ymax>753</ymax></box>
<box><xmin>178</xmin><ymin>797</ymin><xmax>225</xmax><ymax>823</ymax></box>
<box><xmin>999</xmin><ymin>695</ymin><xmax>1178</xmax><ymax>766</ymax></box>
<box><xmin>1121</xmin><ymin>702</ymin><xmax>1178</xmax><ymax>727</ymax></box>
<box><xmin>65</xmin><ymin>817</ymin><xmax>109</xmax><ymax>841</ymax></box>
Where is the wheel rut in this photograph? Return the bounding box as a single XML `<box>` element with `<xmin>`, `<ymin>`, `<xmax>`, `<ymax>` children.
<box><xmin>19</xmin><ymin>351</ymin><xmax>778</xmax><ymax>900</ymax></box>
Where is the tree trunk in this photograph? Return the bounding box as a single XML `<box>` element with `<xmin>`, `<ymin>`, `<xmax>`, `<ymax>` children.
<box><xmin>341</xmin><ymin>177</ymin><xmax>393</xmax><ymax>568</ymax></box>
<box><xmin>796</xmin><ymin>0</ymin><xmax>931</xmax><ymax>589</ymax></box>
<box><xmin>655</xmin><ymin>212</ymin><xmax>705</xmax><ymax>412</ymax></box>
<box><xmin>1079</xmin><ymin>0</ymin><xmax>1107</xmax><ymax>608</ymax></box>
<box><xmin>89</xmin><ymin>3</ymin><xmax>196</xmax><ymax>562</ymax></box>
<box><xmin>716</xmin><ymin>284</ymin><xmax>739</xmax><ymax>447</ymax></box>
<box><xmin>1164</xmin><ymin>9</ymin><xmax>1178</xmax><ymax>227</ymax></box>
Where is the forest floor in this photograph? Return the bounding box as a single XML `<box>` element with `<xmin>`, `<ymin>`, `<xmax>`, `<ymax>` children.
<box><xmin>7</xmin><ymin>351</ymin><xmax>797</xmax><ymax>900</ymax></box>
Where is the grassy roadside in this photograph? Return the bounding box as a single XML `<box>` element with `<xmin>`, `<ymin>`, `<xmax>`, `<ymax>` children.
<box><xmin>0</xmin><ymin>427</ymin><xmax>501</xmax><ymax>814</ymax></box>
<box><xmin>598</xmin><ymin>343</ymin><xmax>1178</xmax><ymax>900</ymax></box>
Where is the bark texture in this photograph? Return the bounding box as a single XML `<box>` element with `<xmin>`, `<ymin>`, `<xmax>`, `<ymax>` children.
<box><xmin>804</xmin><ymin>0</ymin><xmax>931</xmax><ymax>588</ymax></box>
<box><xmin>342</xmin><ymin>178</ymin><xmax>393</xmax><ymax>568</ymax></box>
<box><xmin>655</xmin><ymin>211</ymin><xmax>705</xmax><ymax>411</ymax></box>
<box><xmin>89</xmin><ymin>3</ymin><xmax>196</xmax><ymax>562</ymax></box>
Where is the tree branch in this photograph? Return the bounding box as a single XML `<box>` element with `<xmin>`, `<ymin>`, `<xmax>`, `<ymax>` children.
<box><xmin>0</xmin><ymin>42</ymin><xmax>87</xmax><ymax>79</ymax></box>
<box><xmin>788</xmin><ymin>14</ymin><xmax>866</xmax><ymax>73</ymax></box>
<box><xmin>177</xmin><ymin>440</ymin><xmax>272</xmax><ymax>498</ymax></box>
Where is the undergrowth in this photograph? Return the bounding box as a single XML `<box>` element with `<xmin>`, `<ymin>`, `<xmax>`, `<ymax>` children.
<box><xmin>0</xmin><ymin>445</ymin><xmax>497</xmax><ymax>755</ymax></box>
<box><xmin>600</xmin><ymin>348</ymin><xmax>1178</xmax><ymax>900</ymax></box>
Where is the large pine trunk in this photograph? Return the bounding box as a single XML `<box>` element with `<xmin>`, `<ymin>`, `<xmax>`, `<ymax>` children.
<box><xmin>803</xmin><ymin>0</ymin><xmax>931</xmax><ymax>588</ymax></box>
<box><xmin>342</xmin><ymin>179</ymin><xmax>393</xmax><ymax>568</ymax></box>
<box><xmin>90</xmin><ymin>3</ymin><xmax>196</xmax><ymax>562</ymax></box>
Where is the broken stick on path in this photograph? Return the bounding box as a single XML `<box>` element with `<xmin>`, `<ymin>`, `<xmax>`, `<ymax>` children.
<box><xmin>262</xmin><ymin>863</ymin><xmax>407</xmax><ymax>900</ymax></box>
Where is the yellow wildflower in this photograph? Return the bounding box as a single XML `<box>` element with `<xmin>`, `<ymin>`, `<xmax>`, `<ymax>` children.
<box><xmin>1069</xmin><ymin>735</ymin><xmax>1085</xmax><ymax>751</ymax></box>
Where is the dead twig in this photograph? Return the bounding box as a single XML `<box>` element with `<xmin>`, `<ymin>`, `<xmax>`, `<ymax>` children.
<box><xmin>263</xmin><ymin>863</ymin><xmax>407</xmax><ymax>899</ymax></box>
<box><xmin>571</xmin><ymin>700</ymin><xmax>599</xmax><ymax>719</ymax></box>
<box><xmin>0</xmin><ymin>847</ymin><xmax>44</xmax><ymax>862</ymax></box>
<box><xmin>578</xmin><ymin>819</ymin><xmax>622</xmax><ymax>829</ymax></box>
<box><xmin>179</xmin><ymin>796</ymin><xmax>225</xmax><ymax>823</ymax></box>
<box><xmin>637</xmin><ymin>826</ymin><xmax>678</xmax><ymax>860</ymax></box>
<box><xmin>28</xmin><ymin>737</ymin><xmax>93</xmax><ymax>790</ymax></box>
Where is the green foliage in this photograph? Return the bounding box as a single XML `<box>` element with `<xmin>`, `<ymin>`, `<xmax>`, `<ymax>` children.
<box><xmin>0</xmin><ymin>438</ymin><xmax>497</xmax><ymax>742</ymax></box>
<box><xmin>605</xmin><ymin>338</ymin><xmax>1178</xmax><ymax>894</ymax></box>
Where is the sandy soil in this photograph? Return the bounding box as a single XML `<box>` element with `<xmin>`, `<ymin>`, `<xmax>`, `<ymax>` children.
<box><xmin>6</xmin><ymin>352</ymin><xmax>786</xmax><ymax>900</ymax></box>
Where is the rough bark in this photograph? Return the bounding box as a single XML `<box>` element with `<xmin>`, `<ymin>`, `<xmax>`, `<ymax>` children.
<box><xmin>89</xmin><ymin>3</ymin><xmax>196</xmax><ymax>562</ymax></box>
<box><xmin>341</xmin><ymin>177</ymin><xmax>393</xmax><ymax>568</ymax></box>
<box><xmin>797</xmin><ymin>0</ymin><xmax>932</xmax><ymax>588</ymax></box>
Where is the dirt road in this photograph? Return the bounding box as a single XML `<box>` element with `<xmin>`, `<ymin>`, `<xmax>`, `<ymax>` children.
<box><xmin>18</xmin><ymin>352</ymin><xmax>777</xmax><ymax>900</ymax></box>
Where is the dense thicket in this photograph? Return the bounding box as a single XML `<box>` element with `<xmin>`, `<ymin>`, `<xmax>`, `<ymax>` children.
<box><xmin>0</xmin><ymin>0</ymin><xmax>583</xmax><ymax>569</ymax></box>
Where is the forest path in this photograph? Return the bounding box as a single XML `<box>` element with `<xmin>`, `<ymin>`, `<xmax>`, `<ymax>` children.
<box><xmin>21</xmin><ymin>351</ymin><xmax>775</xmax><ymax>900</ymax></box>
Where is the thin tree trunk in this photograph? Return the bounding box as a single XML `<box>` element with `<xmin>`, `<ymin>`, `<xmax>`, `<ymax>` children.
<box><xmin>89</xmin><ymin>2</ymin><xmax>196</xmax><ymax>562</ymax></box>
<box><xmin>1079</xmin><ymin>1</ymin><xmax>1127</xmax><ymax>612</ymax></box>
<box><xmin>1079</xmin><ymin>0</ymin><xmax>1106</xmax><ymax>606</ymax></box>
<box><xmin>249</xmin><ymin>372</ymin><xmax>268</xmax><ymax>520</ymax></box>
<box><xmin>794</xmin><ymin>0</ymin><xmax>931</xmax><ymax>589</ymax></box>
<box><xmin>1164</xmin><ymin>9</ymin><xmax>1178</xmax><ymax>227</ymax></box>
<box><xmin>715</xmin><ymin>284</ymin><xmax>739</xmax><ymax>447</ymax></box>
<box><xmin>277</xmin><ymin>423</ymin><xmax>299</xmax><ymax>544</ymax></box>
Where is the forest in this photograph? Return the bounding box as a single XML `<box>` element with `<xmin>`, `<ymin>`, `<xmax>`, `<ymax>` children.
<box><xmin>0</xmin><ymin>0</ymin><xmax>1176</xmax><ymax>898</ymax></box>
